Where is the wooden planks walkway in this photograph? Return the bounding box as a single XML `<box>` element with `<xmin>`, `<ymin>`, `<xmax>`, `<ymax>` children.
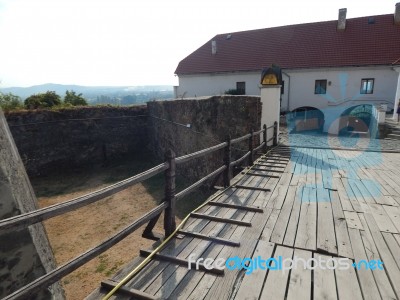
<box><xmin>88</xmin><ymin>146</ymin><xmax>400</xmax><ymax>300</ymax></box>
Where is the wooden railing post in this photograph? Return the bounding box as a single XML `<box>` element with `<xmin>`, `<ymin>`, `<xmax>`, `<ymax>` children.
<box><xmin>273</xmin><ymin>121</ymin><xmax>278</xmax><ymax>146</ymax></box>
<box><xmin>164</xmin><ymin>149</ymin><xmax>176</xmax><ymax>236</ymax></box>
<box><xmin>263</xmin><ymin>124</ymin><xmax>267</xmax><ymax>153</ymax></box>
<box><xmin>248</xmin><ymin>129</ymin><xmax>254</xmax><ymax>165</ymax></box>
<box><xmin>223</xmin><ymin>135</ymin><xmax>231</xmax><ymax>187</ymax></box>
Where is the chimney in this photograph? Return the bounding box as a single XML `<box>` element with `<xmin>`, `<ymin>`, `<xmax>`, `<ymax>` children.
<box><xmin>395</xmin><ymin>3</ymin><xmax>400</xmax><ymax>25</ymax></box>
<box><xmin>211</xmin><ymin>40</ymin><xmax>217</xmax><ymax>55</ymax></box>
<box><xmin>337</xmin><ymin>8</ymin><xmax>347</xmax><ymax>30</ymax></box>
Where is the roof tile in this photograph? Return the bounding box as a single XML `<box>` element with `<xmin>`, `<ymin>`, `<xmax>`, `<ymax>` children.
<box><xmin>175</xmin><ymin>14</ymin><xmax>400</xmax><ymax>74</ymax></box>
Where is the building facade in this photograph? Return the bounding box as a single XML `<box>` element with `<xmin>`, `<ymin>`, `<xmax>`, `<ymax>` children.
<box><xmin>175</xmin><ymin>6</ymin><xmax>400</xmax><ymax>133</ymax></box>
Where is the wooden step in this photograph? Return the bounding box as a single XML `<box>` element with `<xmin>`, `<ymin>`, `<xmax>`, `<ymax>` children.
<box><xmin>177</xmin><ymin>230</ymin><xmax>240</xmax><ymax>247</ymax></box>
<box><xmin>190</xmin><ymin>213</ymin><xmax>252</xmax><ymax>227</ymax></box>
<box><xmin>139</xmin><ymin>250</ymin><xmax>224</xmax><ymax>275</ymax></box>
<box><xmin>208</xmin><ymin>200</ymin><xmax>265</xmax><ymax>212</ymax></box>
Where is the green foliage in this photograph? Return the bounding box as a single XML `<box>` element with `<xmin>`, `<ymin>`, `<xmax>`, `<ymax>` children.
<box><xmin>24</xmin><ymin>91</ymin><xmax>62</xmax><ymax>109</ymax></box>
<box><xmin>64</xmin><ymin>90</ymin><xmax>88</xmax><ymax>106</ymax></box>
<box><xmin>224</xmin><ymin>89</ymin><xmax>242</xmax><ymax>95</ymax></box>
<box><xmin>0</xmin><ymin>92</ymin><xmax>23</xmax><ymax>111</ymax></box>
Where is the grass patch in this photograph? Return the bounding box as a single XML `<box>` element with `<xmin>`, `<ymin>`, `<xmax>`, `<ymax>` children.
<box><xmin>95</xmin><ymin>255</ymin><xmax>108</xmax><ymax>274</ymax></box>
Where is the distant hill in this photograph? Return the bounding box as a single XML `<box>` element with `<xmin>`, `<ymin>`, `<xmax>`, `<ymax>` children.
<box><xmin>0</xmin><ymin>83</ymin><xmax>174</xmax><ymax>105</ymax></box>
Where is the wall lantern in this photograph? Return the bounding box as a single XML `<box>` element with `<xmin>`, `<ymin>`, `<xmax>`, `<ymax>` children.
<box><xmin>261</xmin><ymin>66</ymin><xmax>282</xmax><ymax>85</ymax></box>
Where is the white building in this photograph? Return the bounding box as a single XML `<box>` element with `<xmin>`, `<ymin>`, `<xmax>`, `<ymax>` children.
<box><xmin>175</xmin><ymin>6</ymin><xmax>400</xmax><ymax>133</ymax></box>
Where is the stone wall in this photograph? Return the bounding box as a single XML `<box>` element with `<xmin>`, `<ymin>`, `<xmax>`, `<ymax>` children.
<box><xmin>5</xmin><ymin>106</ymin><xmax>148</xmax><ymax>177</ymax></box>
<box><xmin>147</xmin><ymin>96</ymin><xmax>262</xmax><ymax>182</ymax></box>
<box><xmin>0</xmin><ymin>110</ymin><xmax>64</xmax><ymax>299</ymax></box>
<box><xmin>4</xmin><ymin>98</ymin><xmax>261</xmax><ymax>180</ymax></box>
<box><xmin>0</xmin><ymin>96</ymin><xmax>261</xmax><ymax>297</ymax></box>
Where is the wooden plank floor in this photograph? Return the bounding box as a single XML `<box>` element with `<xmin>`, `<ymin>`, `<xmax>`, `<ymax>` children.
<box><xmin>88</xmin><ymin>146</ymin><xmax>400</xmax><ymax>300</ymax></box>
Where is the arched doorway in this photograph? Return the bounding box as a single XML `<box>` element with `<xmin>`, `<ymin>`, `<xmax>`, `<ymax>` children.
<box><xmin>339</xmin><ymin>105</ymin><xmax>373</xmax><ymax>135</ymax></box>
<box><xmin>289</xmin><ymin>106</ymin><xmax>325</xmax><ymax>132</ymax></box>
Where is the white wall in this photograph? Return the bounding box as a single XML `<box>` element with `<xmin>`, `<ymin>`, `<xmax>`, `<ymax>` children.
<box><xmin>176</xmin><ymin>65</ymin><xmax>398</xmax><ymax>113</ymax></box>
<box><xmin>176</xmin><ymin>72</ymin><xmax>261</xmax><ymax>97</ymax></box>
<box><xmin>286</xmin><ymin>66</ymin><xmax>397</xmax><ymax>112</ymax></box>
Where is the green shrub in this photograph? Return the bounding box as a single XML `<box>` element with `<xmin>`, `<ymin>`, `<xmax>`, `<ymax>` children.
<box><xmin>0</xmin><ymin>92</ymin><xmax>23</xmax><ymax>111</ymax></box>
<box><xmin>25</xmin><ymin>91</ymin><xmax>62</xmax><ymax>109</ymax></box>
<box><xmin>64</xmin><ymin>90</ymin><xmax>88</xmax><ymax>106</ymax></box>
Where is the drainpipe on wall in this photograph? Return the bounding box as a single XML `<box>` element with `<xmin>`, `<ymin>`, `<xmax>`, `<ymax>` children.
<box><xmin>282</xmin><ymin>71</ymin><xmax>291</xmax><ymax>112</ymax></box>
<box><xmin>392</xmin><ymin>66</ymin><xmax>400</xmax><ymax>121</ymax></box>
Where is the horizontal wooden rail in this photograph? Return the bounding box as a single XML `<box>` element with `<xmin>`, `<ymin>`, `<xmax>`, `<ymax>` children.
<box><xmin>175</xmin><ymin>165</ymin><xmax>226</xmax><ymax>201</ymax></box>
<box><xmin>231</xmin><ymin>133</ymin><xmax>251</xmax><ymax>145</ymax></box>
<box><xmin>0</xmin><ymin>163</ymin><xmax>168</xmax><ymax>232</ymax></box>
<box><xmin>254</xmin><ymin>142</ymin><xmax>265</xmax><ymax>153</ymax></box>
<box><xmin>3</xmin><ymin>202</ymin><xmax>168</xmax><ymax>300</ymax></box>
<box><xmin>1</xmin><ymin>123</ymin><xmax>275</xmax><ymax>299</ymax></box>
<box><xmin>254</xmin><ymin>128</ymin><xmax>264</xmax><ymax>135</ymax></box>
<box><xmin>176</xmin><ymin>142</ymin><xmax>227</xmax><ymax>164</ymax></box>
<box><xmin>0</xmin><ymin>122</ymin><xmax>277</xmax><ymax>300</ymax></box>
<box><xmin>230</xmin><ymin>151</ymin><xmax>251</xmax><ymax>167</ymax></box>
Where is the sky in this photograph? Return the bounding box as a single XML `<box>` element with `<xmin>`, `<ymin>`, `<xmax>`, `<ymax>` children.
<box><xmin>0</xmin><ymin>0</ymin><xmax>397</xmax><ymax>87</ymax></box>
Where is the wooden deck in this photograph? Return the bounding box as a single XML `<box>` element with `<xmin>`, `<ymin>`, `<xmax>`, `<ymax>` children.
<box><xmin>88</xmin><ymin>146</ymin><xmax>400</xmax><ymax>300</ymax></box>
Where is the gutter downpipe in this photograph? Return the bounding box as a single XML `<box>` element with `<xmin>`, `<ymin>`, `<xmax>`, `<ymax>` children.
<box><xmin>282</xmin><ymin>71</ymin><xmax>291</xmax><ymax>112</ymax></box>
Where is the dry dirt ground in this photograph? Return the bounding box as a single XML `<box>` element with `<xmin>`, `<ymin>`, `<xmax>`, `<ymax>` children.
<box><xmin>31</xmin><ymin>158</ymin><xmax>208</xmax><ymax>300</ymax></box>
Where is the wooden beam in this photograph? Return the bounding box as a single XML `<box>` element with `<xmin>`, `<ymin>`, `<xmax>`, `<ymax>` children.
<box><xmin>207</xmin><ymin>200</ymin><xmax>264</xmax><ymax>212</ymax></box>
<box><xmin>175</xmin><ymin>166</ymin><xmax>226</xmax><ymax>201</ymax></box>
<box><xmin>177</xmin><ymin>230</ymin><xmax>240</xmax><ymax>247</ymax></box>
<box><xmin>258</xmin><ymin>160</ymin><xmax>287</xmax><ymax>165</ymax></box>
<box><xmin>0</xmin><ymin>162</ymin><xmax>168</xmax><ymax>232</ymax></box>
<box><xmin>1</xmin><ymin>202</ymin><xmax>168</xmax><ymax>300</ymax></box>
<box><xmin>231</xmin><ymin>133</ymin><xmax>252</xmax><ymax>144</ymax></box>
<box><xmin>139</xmin><ymin>250</ymin><xmax>224</xmax><ymax>275</ymax></box>
<box><xmin>262</xmin><ymin>157</ymin><xmax>290</xmax><ymax>161</ymax></box>
<box><xmin>249</xmin><ymin>168</ymin><xmax>284</xmax><ymax>173</ymax></box>
<box><xmin>176</xmin><ymin>142</ymin><xmax>227</xmax><ymax>165</ymax></box>
<box><xmin>255</xmin><ymin>163</ymin><xmax>285</xmax><ymax>168</ymax></box>
<box><xmin>242</xmin><ymin>172</ymin><xmax>280</xmax><ymax>178</ymax></box>
<box><xmin>190</xmin><ymin>213</ymin><xmax>252</xmax><ymax>227</ymax></box>
<box><xmin>232</xmin><ymin>185</ymin><xmax>271</xmax><ymax>193</ymax></box>
<box><xmin>142</xmin><ymin>213</ymin><xmax>162</xmax><ymax>241</ymax></box>
<box><xmin>230</xmin><ymin>151</ymin><xmax>251</xmax><ymax>167</ymax></box>
<box><xmin>101</xmin><ymin>280</ymin><xmax>158</xmax><ymax>300</ymax></box>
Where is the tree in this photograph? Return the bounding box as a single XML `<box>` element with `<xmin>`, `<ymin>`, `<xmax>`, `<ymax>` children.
<box><xmin>24</xmin><ymin>91</ymin><xmax>61</xmax><ymax>109</ymax></box>
<box><xmin>0</xmin><ymin>92</ymin><xmax>23</xmax><ymax>111</ymax></box>
<box><xmin>64</xmin><ymin>90</ymin><xmax>88</xmax><ymax>106</ymax></box>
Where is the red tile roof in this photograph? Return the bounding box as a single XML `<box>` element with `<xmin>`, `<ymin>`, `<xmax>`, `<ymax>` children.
<box><xmin>175</xmin><ymin>14</ymin><xmax>400</xmax><ymax>75</ymax></box>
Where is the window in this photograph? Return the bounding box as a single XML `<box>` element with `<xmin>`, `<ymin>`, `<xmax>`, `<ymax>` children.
<box><xmin>314</xmin><ymin>80</ymin><xmax>327</xmax><ymax>94</ymax></box>
<box><xmin>281</xmin><ymin>80</ymin><xmax>285</xmax><ymax>95</ymax></box>
<box><xmin>236</xmin><ymin>82</ymin><xmax>246</xmax><ymax>95</ymax></box>
<box><xmin>360</xmin><ymin>78</ymin><xmax>374</xmax><ymax>94</ymax></box>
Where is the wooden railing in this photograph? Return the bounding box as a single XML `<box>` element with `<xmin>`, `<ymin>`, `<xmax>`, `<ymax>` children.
<box><xmin>0</xmin><ymin>122</ymin><xmax>278</xmax><ymax>300</ymax></box>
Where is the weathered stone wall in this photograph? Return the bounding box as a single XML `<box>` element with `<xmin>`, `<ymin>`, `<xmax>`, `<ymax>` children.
<box><xmin>0</xmin><ymin>97</ymin><xmax>261</xmax><ymax>298</ymax></box>
<box><xmin>147</xmin><ymin>96</ymin><xmax>262</xmax><ymax>182</ymax></box>
<box><xmin>5</xmin><ymin>106</ymin><xmax>148</xmax><ymax>177</ymax></box>
<box><xmin>0</xmin><ymin>110</ymin><xmax>64</xmax><ymax>299</ymax></box>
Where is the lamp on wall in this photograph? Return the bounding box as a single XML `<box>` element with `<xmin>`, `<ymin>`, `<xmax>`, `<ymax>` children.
<box><xmin>261</xmin><ymin>66</ymin><xmax>282</xmax><ymax>85</ymax></box>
